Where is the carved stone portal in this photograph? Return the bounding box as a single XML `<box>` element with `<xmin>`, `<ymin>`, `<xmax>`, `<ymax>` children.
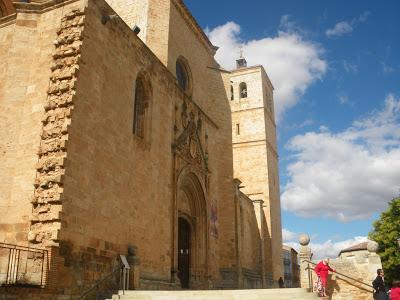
<box><xmin>172</xmin><ymin>98</ymin><xmax>211</xmax><ymax>289</ymax></box>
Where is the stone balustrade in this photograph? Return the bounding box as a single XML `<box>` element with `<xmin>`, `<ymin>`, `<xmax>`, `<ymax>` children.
<box><xmin>299</xmin><ymin>234</ymin><xmax>381</xmax><ymax>300</ymax></box>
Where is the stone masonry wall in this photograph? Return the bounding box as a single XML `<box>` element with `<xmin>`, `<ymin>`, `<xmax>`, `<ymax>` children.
<box><xmin>239</xmin><ymin>193</ymin><xmax>261</xmax><ymax>272</ymax></box>
<box><xmin>299</xmin><ymin>238</ymin><xmax>380</xmax><ymax>300</ymax></box>
<box><xmin>0</xmin><ymin>0</ymin><xmax>277</xmax><ymax>293</ymax></box>
<box><xmin>325</xmin><ymin>252</ymin><xmax>380</xmax><ymax>300</ymax></box>
<box><xmin>0</xmin><ymin>0</ymin><xmax>84</xmax><ymax>246</ymax></box>
<box><xmin>167</xmin><ymin>1</ymin><xmax>237</xmax><ymax>279</ymax></box>
<box><xmin>229</xmin><ymin>66</ymin><xmax>283</xmax><ymax>282</ymax></box>
<box><xmin>260</xmin><ymin>70</ymin><xmax>282</xmax><ymax>282</ymax></box>
<box><xmin>29</xmin><ymin>8</ymin><xmax>85</xmax><ymax>248</ymax></box>
<box><xmin>55</xmin><ymin>0</ymin><xmax>175</xmax><ymax>289</ymax></box>
<box><xmin>145</xmin><ymin>0</ymin><xmax>171</xmax><ymax>66</ymax></box>
<box><xmin>105</xmin><ymin>0</ymin><xmax>149</xmax><ymax>41</ymax></box>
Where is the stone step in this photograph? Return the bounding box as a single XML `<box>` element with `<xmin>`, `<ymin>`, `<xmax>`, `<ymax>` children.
<box><xmin>107</xmin><ymin>288</ymin><xmax>320</xmax><ymax>300</ymax></box>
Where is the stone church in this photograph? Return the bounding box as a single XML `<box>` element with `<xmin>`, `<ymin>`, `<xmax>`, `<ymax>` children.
<box><xmin>0</xmin><ymin>0</ymin><xmax>282</xmax><ymax>295</ymax></box>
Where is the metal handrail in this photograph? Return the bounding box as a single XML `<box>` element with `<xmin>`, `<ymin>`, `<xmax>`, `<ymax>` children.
<box><xmin>303</xmin><ymin>259</ymin><xmax>374</xmax><ymax>290</ymax></box>
<box><xmin>0</xmin><ymin>242</ymin><xmax>49</xmax><ymax>288</ymax></box>
<box><xmin>0</xmin><ymin>242</ymin><xmax>47</xmax><ymax>252</ymax></box>
<box><xmin>78</xmin><ymin>264</ymin><xmax>124</xmax><ymax>300</ymax></box>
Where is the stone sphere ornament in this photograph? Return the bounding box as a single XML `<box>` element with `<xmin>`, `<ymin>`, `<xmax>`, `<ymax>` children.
<box><xmin>299</xmin><ymin>233</ymin><xmax>310</xmax><ymax>246</ymax></box>
<box><xmin>367</xmin><ymin>240</ymin><xmax>379</xmax><ymax>253</ymax></box>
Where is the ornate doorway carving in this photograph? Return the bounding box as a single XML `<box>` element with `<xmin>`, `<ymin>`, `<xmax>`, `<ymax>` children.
<box><xmin>172</xmin><ymin>99</ymin><xmax>211</xmax><ymax>289</ymax></box>
<box><xmin>175</xmin><ymin>171</ymin><xmax>208</xmax><ymax>289</ymax></box>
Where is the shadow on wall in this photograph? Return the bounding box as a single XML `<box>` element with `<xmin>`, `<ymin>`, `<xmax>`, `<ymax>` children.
<box><xmin>326</xmin><ymin>275</ymin><xmax>340</xmax><ymax>300</ymax></box>
<box><xmin>327</xmin><ymin>274</ymin><xmax>375</xmax><ymax>300</ymax></box>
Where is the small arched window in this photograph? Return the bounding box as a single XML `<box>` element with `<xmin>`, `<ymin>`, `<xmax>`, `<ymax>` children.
<box><xmin>230</xmin><ymin>85</ymin><xmax>234</xmax><ymax>100</ymax></box>
<box><xmin>133</xmin><ymin>73</ymin><xmax>151</xmax><ymax>138</ymax></box>
<box><xmin>176</xmin><ymin>57</ymin><xmax>192</xmax><ymax>94</ymax></box>
<box><xmin>239</xmin><ymin>82</ymin><xmax>247</xmax><ymax>98</ymax></box>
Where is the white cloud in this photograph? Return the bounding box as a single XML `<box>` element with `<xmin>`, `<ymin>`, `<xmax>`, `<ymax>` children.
<box><xmin>206</xmin><ymin>22</ymin><xmax>327</xmax><ymax>121</ymax></box>
<box><xmin>282</xmin><ymin>228</ymin><xmax>299</xmax><ymax>243</ymax></box>
<box><xmin>285</xmin><ymin>236</ymin><xmax>369</xmax><ymax>260</ymax></box>
<box><xmin>326</xmin><ymin>21</ymin><xmax>353</xmax><ymax>37</ymax></box>
<box><xmin>279</xmin><ymin>15</ymin><xmax>296</xmax><ymax>32</ymax></box>
<box><xmin>278</xmin><ymin>15</ymin><xmax>310</xmax><ymax>36</ymax></box>
<box><xmin>343</xmin><ymin>60</ymin><xmax>359</xmax><ymax>74</ymax></box>
<box><xmin>358</xmin><ymin>11</ymin><xmax>371</xmax><ymax>23</ymax></box>
<box><xmin>381</xmin><ymin>62</ymin><xmax>395</xmax><ymax>74</ymax></box>
<box><xmin>283</xmin><ymin>230</ymin><xmax>370</xmax><ymax>260</ymax></box>
<box><xmin>326</xmin><ymin>11</ymin><xmax>370</xmax><ymax>38</ymax></box>
<box><xmin>282</xmin><ymin>94</ymin><xmax>400</xmax><ymax>221</ymax></box>
<box><xmin>285</xmin><ymin>236</ymin><xmax>368</xmax><ymax>260</ymax></box>
<box><xmin>338</xmin><ymin>95</ymin><xmax>349</xmax><ymax>104</ymax></box>
<box><xmin>285</xmin><ymin>119</ymin><xmax>314</xmax><ymax>131</ymax></box>
<box><xmin>310</xmin><ymin>236</ymin><xmax>369</xmax><ymax>259</ymax></box>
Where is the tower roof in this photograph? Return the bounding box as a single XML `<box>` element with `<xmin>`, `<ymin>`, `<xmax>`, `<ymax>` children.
<box><xmin>236</xmin><ymin>47</ymin><xmax>247</xmax><ymax>69</ymax></box>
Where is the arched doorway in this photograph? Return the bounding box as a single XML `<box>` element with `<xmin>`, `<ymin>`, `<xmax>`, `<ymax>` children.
<box><xmin>176</xmin><ymin>171</ymin><xmax>208</xmax><ymax>289</ymax></box>
<box><xmin>178</xmin><ymin>217</ymin><xmax>191</xmax><ymax>288</ymax></box>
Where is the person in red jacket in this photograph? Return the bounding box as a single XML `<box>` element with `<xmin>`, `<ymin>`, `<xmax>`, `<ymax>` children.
<box><xmin>314</xmin><ymin>258</ymin><xmax>336</xmax><ymax>297</ymax></box>
<box><xmin>391</xmin><ymin>281</ymin><xmax>400</xmax><ymax>300</ymax></box>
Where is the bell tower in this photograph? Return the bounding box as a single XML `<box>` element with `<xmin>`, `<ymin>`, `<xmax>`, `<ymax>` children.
<box><xmin>229</xmin><ymin>57</ymin><xmax>283</xmax><ymax>283</ymax></box>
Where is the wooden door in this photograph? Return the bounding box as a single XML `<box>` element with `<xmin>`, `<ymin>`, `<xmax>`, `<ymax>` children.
<box><xmin>178</xmin><ymin>218</ymin><xmax>190</xmax><ymax>288</ymax></box>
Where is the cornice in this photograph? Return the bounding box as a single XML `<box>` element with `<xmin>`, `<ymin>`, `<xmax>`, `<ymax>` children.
<box><xmin>13</xmin><ymin>0</ymin><xmax>80</xmax><ymax>14</ymax></box>
<box><xmin>233</xmin><ymin>138</ymin><xmax>279</xmax><ymax>159</ymax></box>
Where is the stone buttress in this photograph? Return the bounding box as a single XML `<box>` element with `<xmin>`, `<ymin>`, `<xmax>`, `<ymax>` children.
<box><xmin>28</xmin><ymin>9</ymin><xmax>85</xmax><ymax>248</ymax></box>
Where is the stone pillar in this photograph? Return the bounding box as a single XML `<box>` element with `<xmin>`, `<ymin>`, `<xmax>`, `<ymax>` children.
<box><xmin>366</xmin><ymin>241</ymin><xmax>382</xmax><ymax>278</ymax></box>
<box><xmin>233</xmin><ymin>179</ymin><xmax>243</xmax><ymax>288</ymax></box>
<box><xmin>252</xmin><ymin>199</ymin><xmax>266</xmax><ymax>288</ymax></box>
<box><xmin>298</xmin><ymin>234</ymin><xmax>312</xmax><ymax>290</ymax></box>
<box><xmin>126</xmin><ymin>245</ymin><xmax>140</xmax><ymax>289</ymax></box>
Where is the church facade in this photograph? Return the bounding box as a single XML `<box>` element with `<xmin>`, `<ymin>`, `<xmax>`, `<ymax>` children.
<box><xmin>0</xmin><ymin>0</ymin><xmax>282</xmax><ymax>295</ymax></box>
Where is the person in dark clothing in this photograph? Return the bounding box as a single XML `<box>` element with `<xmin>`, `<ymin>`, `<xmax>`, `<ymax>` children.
<box><xmin>278</xmin><ymin>277</ymin><xmax>285</xmax><ymax>288</ymax></box>
<box><xmin>373</xmin><ymin>269</ymin><xmax>389</xmax><ymax>300</ymax></box>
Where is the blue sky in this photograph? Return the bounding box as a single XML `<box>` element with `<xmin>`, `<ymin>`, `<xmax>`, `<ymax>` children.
<box><xmin>185</xmin><ymin>0</ymin><xmax>400</xmax><ymax>258</ymax></box>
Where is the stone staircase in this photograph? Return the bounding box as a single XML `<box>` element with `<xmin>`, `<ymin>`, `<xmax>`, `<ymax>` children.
<box><xmin>109</xmin><ymin>288</ymin><xmax>321</xmax><ymax>299</ymax></box>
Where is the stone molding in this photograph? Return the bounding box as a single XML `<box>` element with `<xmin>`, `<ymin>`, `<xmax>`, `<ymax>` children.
<box><xmin>232</xmin><ymin>138</ymin><xmax>279</xmax><ymax>159</ymax></box>
<box><xmin>231</xmin><ymin>106</ymin><xmax>276</xmax><ymax>129</ymax></box>
<box><xmin>13</xmin><ymin>0</ymin><xmax>80</xmax><ymax>14</ymax></box>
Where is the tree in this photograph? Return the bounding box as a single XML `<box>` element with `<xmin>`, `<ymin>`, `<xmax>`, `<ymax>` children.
<box><xmin>369</xmin><ymin>197</ymin><xmax>400</xmax><ymax>285</ymax></box>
